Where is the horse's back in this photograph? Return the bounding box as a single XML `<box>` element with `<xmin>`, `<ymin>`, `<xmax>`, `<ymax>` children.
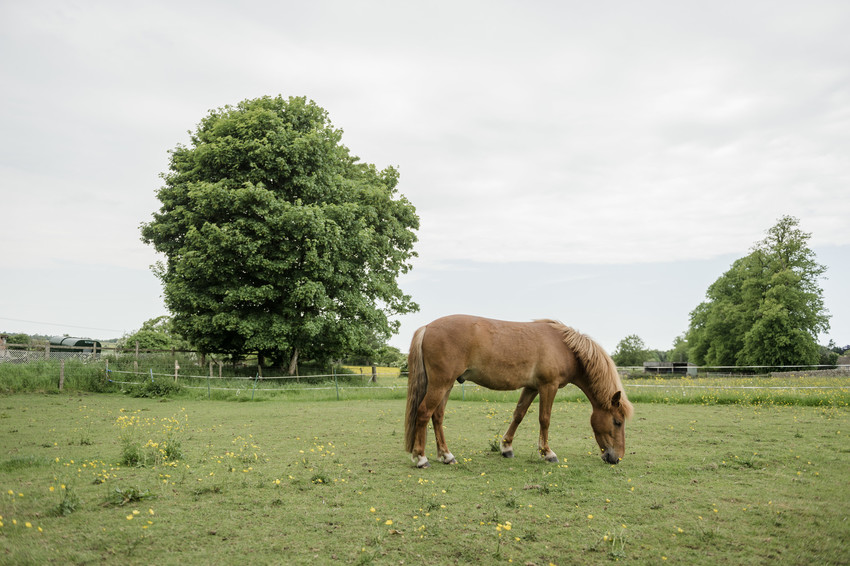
<box><xmin>420</xmin><ymin>315</ymin><xmax>575</xmax><ymax>390</ymax></box>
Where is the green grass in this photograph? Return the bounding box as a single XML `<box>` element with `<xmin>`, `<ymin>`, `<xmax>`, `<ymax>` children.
<box><xmin>0</xmin><ymin>393</ymin><xmax>848</xmax><ymax>565</ymax></box>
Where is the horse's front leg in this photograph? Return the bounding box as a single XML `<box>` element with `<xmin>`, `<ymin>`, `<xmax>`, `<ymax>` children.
<box><xmin>432</xmin><ymin>388</ymin><xmax>457</xmax><ymax>464</ymax></box>
<box><xmin>537</xmin><ymin>385</ymin><xmax>559</xmax><ymax>463</ymax></box>
<box><xmin>500</xmin><ymin>387</ymin><xmax>538</xmax><ymax>458</ymax></box>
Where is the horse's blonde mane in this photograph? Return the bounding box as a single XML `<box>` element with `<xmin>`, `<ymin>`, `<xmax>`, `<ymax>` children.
<box><xmin>538</xmin><ymin>319</ymin><xmax>634</xmax><ymax>419</ymax></box>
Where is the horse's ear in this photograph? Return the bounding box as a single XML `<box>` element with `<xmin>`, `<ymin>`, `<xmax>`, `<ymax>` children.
<box><xmin>611</xmin><ymin>391</ymin><xmax>621</xmax><ymax>408</ymax></box>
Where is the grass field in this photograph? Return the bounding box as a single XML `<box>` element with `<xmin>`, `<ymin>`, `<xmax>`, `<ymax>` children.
<box><xmin>0</xmin><ymin>391</ymin><xmax>848</xmax><ymax>565</ymax></box>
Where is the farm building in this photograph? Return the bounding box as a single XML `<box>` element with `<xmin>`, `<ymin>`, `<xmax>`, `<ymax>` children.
<box><xmin>643</xmin><ymin>361</ymin><xmax>697</xmax><ymax>376</ymax></box>
<box><xmin>49</xmin><ymin>336</ymin><xmax>102</xmax><ymax>355</ymax></box>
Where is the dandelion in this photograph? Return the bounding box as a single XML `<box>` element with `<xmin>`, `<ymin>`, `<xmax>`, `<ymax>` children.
<box><xmin>385</xmin><ymin>520</ymin><xmax>393</xmax><ymax>525</ymax></box>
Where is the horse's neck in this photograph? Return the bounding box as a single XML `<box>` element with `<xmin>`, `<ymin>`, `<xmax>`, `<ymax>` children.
<box><xmin>570</xmin><ymin>372</ymin><xmax>604</xmax><ymax>409</ymax></box>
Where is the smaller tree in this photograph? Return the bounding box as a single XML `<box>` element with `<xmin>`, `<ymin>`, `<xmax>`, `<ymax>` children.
<box><xmin>4</xmin><ymin>333</ymin><xmax>30</xmax><ymax>349</ymax></box>
<box><xmin>667</xmin><ymin>334</ymin><xmax>689</xmax><ymax>363</ymax></box>
<box><xmin>612</xmin><ymin>334</ymin><xmax>652</xmax><ymax>366</ymax></box>
<box><xmin>687</xmin><ymin>216</ymin><xmax>830</xmax><ymax>367</ymax></box>
<box><xmin>120</xmin><ymin>317</ymin><xmax>189</xmax><ymax>351</ymax></box>
<box><xmin>819</xmin><ymin>342</ymin><xmax>839</xmax><ymax>367</ymax></box>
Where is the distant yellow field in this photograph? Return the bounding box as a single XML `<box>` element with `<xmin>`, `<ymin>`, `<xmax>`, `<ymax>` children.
<box><xmin>341</xmin><ymin>365</ymin><xmax>401</xmax><ymax>378</ymax></box>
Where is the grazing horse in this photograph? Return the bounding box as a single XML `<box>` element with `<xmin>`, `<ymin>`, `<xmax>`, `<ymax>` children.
<box><xmin>404</xmin><ymin>315</ymin><xmax>633</xmax><ymax>468</ymax></box>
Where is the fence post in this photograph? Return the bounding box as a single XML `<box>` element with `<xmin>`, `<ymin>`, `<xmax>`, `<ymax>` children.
<box><xmin>174</xmin><ymin>359</ymin><xmax>179</xmax><ymax>383</ymax></box>
<box><xmin>59</xmin><ymin>360</ymin><xmax>65</xmax><ymax>391</ymax></box>
<box><xmin>371</xmin><ymin>365</ymin><xmax>377</xmax><ymax>383</ymax></box>
<box><xmin>45</xmin><ymin>344</ymin><xmax>50</xmax><ymax>361</ymax></box>
<box><xmin>334</xmin><ymin>366</ymin><xmax>339</xmax><ymax>401</ymax></box>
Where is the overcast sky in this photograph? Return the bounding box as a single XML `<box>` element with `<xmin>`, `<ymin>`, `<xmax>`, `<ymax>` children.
<box><xmin>2</xmin><ymin>1</ymin><xmax>848</xmax><ymax>354</ymax></box>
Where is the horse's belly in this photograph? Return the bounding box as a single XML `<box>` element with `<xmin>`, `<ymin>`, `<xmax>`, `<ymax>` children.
<box><xmin>462</xmin><ymin>368</ymin><xmax>536</xmax><ymax>391</ymax></box>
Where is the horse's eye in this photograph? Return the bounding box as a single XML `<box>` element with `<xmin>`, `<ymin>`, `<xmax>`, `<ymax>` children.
<box><xmin>613</xmin><ymin>419</ymin><xmax>622</xmax><ymax>428</ymax></box>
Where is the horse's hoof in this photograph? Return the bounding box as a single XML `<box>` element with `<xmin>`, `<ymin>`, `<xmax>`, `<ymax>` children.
<box><xmin>545</xmin><ymin>455</ymin><xmax>559</xmax><ymax>463</ymax></box>
<box><xmin>438</xmin><ymin>452</ymin><xmax>457</xmax><ymax>465</ymax></box>
<box><xmin>412</xmin><ymin>454</ymin><xmax>430</xmax><ymax>468</ymax></box>
<box><xmin>501</xmin><ymin>450</ymin><xmax>514</xmax><ymax>458</ymax></box>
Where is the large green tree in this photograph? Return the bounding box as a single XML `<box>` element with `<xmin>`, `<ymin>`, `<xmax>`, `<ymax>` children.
<box><xmin>141</xmin><ymin>96</ymin><xmax>419</xmax><ymax>373</ymax></box>
<box><xmin>687</xmin><ymin>215</ymin><xmax>829</xmax><ymax>367</ymax></box>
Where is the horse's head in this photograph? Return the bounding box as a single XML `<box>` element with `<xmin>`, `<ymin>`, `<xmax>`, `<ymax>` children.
<box><xmin>590</xmin><ymin>391</ymin><xmax>630</xmax><ymax>465</ymax></box>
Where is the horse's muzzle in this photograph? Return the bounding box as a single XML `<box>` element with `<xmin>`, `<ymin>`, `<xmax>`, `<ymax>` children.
<box><xmin>602</xmin><ymin>449</ymin><xmax>620</xmax><ymax>465</ymax></box>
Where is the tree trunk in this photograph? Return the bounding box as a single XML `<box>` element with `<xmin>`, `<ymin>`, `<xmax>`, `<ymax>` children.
<box><xmin>287</xmin><ymin>348</ymin><xmax>299</xmax><ymax>376</ymax></box>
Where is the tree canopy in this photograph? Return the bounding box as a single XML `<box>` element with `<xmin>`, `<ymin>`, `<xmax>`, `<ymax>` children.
<box><xmin>611</xmin><ymin>334</ymin><xmax>653</xmax><ymax>366</ymax></box>
<box><xmin>141</xmin><ymin>96</ymin><xmax>419</xmax><ymax>372</ymax></box>
<box><xmin>687</xmin><ymin>215</ymin><xmax>829</xmax><ymax>367</ymax></box>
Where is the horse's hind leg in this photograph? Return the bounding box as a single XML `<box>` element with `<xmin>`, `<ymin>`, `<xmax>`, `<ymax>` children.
<box><xmin>432</xmin><ymin>389</ymin><xmax>457</xmax><ymax>464</ymax></box>
<box><xmin>411</xmin><ymin>384</ymin><xmax>452</xmax><ymax>468</ymax></box>
<box><xmin>500</xmin><ymin>387</ymin><xmax>538</xmax><ymax>458</ymax></box>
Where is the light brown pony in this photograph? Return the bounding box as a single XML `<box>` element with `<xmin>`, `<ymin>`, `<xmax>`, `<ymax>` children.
<box><xmin>405</xmin><ymin>315</ymin><xmax>633</xmax><ymax>468</ymax></box>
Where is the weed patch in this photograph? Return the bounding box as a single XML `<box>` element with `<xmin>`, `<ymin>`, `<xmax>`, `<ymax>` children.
<box><xmin>103</xmin><ymin>486</ymin><xmax>156</xmax><ymax>507</ymax></box>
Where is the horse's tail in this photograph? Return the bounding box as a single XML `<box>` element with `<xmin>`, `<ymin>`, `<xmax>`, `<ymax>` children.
<box><xmin>404</xmin><ymin>325</ymin><xmax>428</xmax><ymax>453</ymax></box>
